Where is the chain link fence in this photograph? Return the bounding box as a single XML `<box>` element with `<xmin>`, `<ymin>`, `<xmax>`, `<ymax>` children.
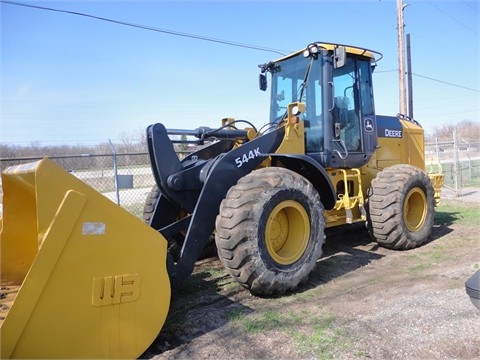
<box><xmin>0</xmin><ymin>152</ymin><xmax>156</xmax><ymax>219</ymax></box>
<box><xmin>1</xmin><ymin>136</ymin><xmax>479</xmax><ymax>218</ymax></box>
<box><xmin>425</xmin><ymin>136</ymin><xmax>480</xmax><ymax>197</ymax></box>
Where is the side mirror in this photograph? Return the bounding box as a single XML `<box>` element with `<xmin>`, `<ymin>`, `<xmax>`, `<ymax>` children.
<box><xmin>334</xmin><ymin>46</ymin><xmax>346</xmax><ymax>69</ymax></box>
<box><xmin>259</xmin><ymin>73</ymin><xmax>267</xmax><ymax>91</ymax></box>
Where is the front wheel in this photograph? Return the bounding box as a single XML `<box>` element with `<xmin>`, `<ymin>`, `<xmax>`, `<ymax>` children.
<box><xmin>366</xmin><ymin>164</ymin><xmax>436</xmax><ymax>250</ymax></box>
<box><xmin>215</xmin><ymin>168</ymin><xmax>325</xmax><ymax>295</ymax></box>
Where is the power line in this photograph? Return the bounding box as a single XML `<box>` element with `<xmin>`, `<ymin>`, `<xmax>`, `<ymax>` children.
<box><xmin>375</xmin><ymin>69</ymin><xmax>397</xmax><ymax>73</ymax></box>
<box><xmin>427</xmin><ymin>1</ymin><xmax>478</xmax><ymax>36</ymax></box>
<box><xmin>412</xmin><ymin>73</ymin><xmax>480</xmax><ymax>93</ymax></box>
<box><xmin>462</xmin><ymin>0</ymin><xmax>479</xmax><ymax>14</ymax></box>
<box><xmin>3</xmin><ymin>0</ymin><xmax>478</xmax><ymax>94</ymax></box>
<box><xmin>1</xmin><ymin>0</ymin><xmax>290</xmax><ymax>56</ymax></box>
<box><xmin>376</xmin><ymin>66</ymin><xmax>479</xmax><ymax>93</ymax></box>
<box><xmin>344</xmin><ymin>3</ymin><xmax>396</xmax><ymax>31</ymax></box>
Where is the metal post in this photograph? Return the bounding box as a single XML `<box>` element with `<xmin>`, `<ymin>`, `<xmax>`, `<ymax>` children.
<box><xmin>453</xmin><ymin>130</ymin><xmax>460</xmax><ymax>197</ymax></box>
<box><xmin>109</xmin><ymin>139</ymin><xmax>120</xmax><ymax>205</ymax></box>
<box><xmin>406</xmin><ymin>33</ymin><xmax>414</xmax><ymax>119</ymax></box>
<box><xmin>397</xmin><ymin>0</ymin><xmax>407</xmax><ymax>116</ymax></box>
<box><xmin>467</xmin><ymin>148</ymin><xmax>472</xmax><ymax>181</ymax></box>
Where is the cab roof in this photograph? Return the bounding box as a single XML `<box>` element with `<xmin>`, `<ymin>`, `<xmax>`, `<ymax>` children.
<box><xmin>274</xmin><ymin>42</ymin><xmax>382</xmax><ymax>63</ymax></box>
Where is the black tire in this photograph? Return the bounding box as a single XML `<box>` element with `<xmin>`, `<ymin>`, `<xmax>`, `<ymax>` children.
<box><xmin>143</xmin><ymin>185</ymin><xmax>161</xmax><ymax>225</ymax></box>
<box><xmin>215</xmin><ymin>167</ymin><xmax>325</xmax><ymax>295</ymax></box>
<box><xmin>143</xmin><ymin>185</ymin><xmax>183</xmax><ymax>259</ymax></box>
<box><xmin>143</xmin><ymin>185</ymin><xmax>215</xmax><ymax>260</ymax></box>
<box><xmin>366</xmin><ymin>164</ymin><xmax>435</xmax><ymax>250</ymax></box>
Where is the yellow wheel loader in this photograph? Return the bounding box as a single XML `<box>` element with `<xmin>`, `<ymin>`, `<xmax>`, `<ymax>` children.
<box><xmin>0</xmin><ymin>42</ymin><xmax>443</xmax><ymax>358</ymax></box>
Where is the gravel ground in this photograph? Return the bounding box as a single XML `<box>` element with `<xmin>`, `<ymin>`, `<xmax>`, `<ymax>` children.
<box><xmin>441</xmin><ymin>186</ymin><xmax>480</xmax><ymax>204</ymax></box>
<box><xmin>145</xmin><ymin>191</ymin><xmax>480</xmax><ymax>359</ymax></box>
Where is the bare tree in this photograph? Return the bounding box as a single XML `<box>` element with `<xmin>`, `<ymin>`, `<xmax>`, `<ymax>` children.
<box><xmin>429</xmin><ymin>120</ymin><xmax>480</xmax><ymax>142</ymax></box>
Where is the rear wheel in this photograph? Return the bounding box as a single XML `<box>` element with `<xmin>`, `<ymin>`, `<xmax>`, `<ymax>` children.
<box><xmin>215</xmin><ymin>167</ymin><xmax>325</xmax><ymax>295</ymax></box>
<box><xmin>143</xmin><ymin>185</ymin><xmax>215</xmax><ymax>260</ymax></box>
<box><xmin>143</xmin><ymin>185</ymin><xmax>184</xmax><ymax>259</ymax></box>
<box><xmin>366</xmin><ymin>164</ymin><xmax>435</xmax><ymax>250</ymax></box>
<box><xmin>143</xmin><ymin>185</ymin><xmax>161</xmax><ymax>225</ymax></box>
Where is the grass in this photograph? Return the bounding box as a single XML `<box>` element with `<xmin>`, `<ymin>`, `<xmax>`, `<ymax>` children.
<box><xmin>436</xmin><ymin>200</ymin><xmax>480</xmax><ymax>226</ymax></box>
<box><xmin>404</xmin><ymin>201</ymin><xmax>479</xmax><ymax>274</ymax></box>
<box><xmin>291</xmin><ymin>313</ymin><xmax>349</xmax><ymax>358</ymax></box>
<box><xmin>227</xmin><ymin>303</ymin><xmax>352</xmax><ymax>358</ymax></box>
<box><xmin>406</xmin><ymin>243</ymin><xmax>452</xmax><ymax>274</ymax></box>
<box><xmin>202</xmin><ymin>267</ymin><xmax>242</xmax><ymax>292</ymax></box>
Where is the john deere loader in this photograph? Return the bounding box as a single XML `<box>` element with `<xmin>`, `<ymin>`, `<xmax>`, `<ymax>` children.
<box><xmin>0</xmin><ymin>42</ymin><xmax>443</xmax><ymax>358</ymax></box>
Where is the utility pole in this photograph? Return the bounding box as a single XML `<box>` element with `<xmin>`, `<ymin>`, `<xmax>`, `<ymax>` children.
<box><xmin>397</xmin><ymin>0</ymin><xmax>407</xmax><ymax>116</ymax></box>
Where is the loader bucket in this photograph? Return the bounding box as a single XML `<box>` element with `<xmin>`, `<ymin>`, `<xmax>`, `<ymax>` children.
<box><xmin>0</xmin><ymin>158</ymin><xmax>170</xmax><ymax>359</ymax></box>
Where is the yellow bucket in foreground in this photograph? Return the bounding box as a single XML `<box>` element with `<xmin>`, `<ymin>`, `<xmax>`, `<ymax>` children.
<box><xmin>0</xmin><ymin>158</ymin><xmax>170</xmax><ymax>359</ymax></box>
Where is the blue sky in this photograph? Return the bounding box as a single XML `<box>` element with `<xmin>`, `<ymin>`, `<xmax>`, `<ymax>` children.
<box><xmin>1</xmin><ymin>0</ymin><xmax>479</xmax><ymax>146</ymax></box>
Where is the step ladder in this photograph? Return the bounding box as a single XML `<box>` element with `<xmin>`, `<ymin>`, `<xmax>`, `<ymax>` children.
<box><xmin>332</xmin><ymin>168</ymin><xmax>366</xmax><ymax>224</ymax></box>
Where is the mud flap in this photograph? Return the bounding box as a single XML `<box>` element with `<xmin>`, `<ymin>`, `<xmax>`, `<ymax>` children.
<box><xmin>0</xmin><ymin>159</ymin><xmax>170</xmax><ymax>359</ymax></box>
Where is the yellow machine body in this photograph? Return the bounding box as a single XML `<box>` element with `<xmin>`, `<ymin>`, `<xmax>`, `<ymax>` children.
<box><xmin>322</xmin><ymin>118</ymin><xmax>443</xmax><ymax>227</ymax></box>
<box><xmin>0</xmin><ymin>158</ymin><xmax>171</xmax><ymax>359</ymax></box>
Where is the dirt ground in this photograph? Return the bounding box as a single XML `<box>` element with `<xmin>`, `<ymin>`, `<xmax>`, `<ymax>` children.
<box><xmin>141</xmin><ymin>191</ymin><xmax>480</xmax><ymax>360</ymax></box>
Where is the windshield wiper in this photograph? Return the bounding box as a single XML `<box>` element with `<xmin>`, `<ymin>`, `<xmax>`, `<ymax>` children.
<box><xmin>278</xmin><ymin>56</ymin><xmax>316</xmax><ymax>122</ymax></box>
<box><xmin>297</xmin><ymin>56</ymin><xmax>315</xmax><ymax>102</ymax></box>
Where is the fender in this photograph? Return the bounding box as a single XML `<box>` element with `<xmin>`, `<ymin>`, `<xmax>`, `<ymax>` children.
<box><xmin>269</xmin><ymin>153</ymin><xmax>336</xmax><ymax>210</ymax></box>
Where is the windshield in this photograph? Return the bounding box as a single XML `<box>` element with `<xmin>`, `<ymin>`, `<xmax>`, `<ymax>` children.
<box><xmin>270</xmin><ymin>55</ymin><xmax>323</xmax><ymax>123</ymax></box>
<box><xmin>270</xmin><ymin>54</ymin><xmax>324</xmax><ymax>152</ymax></box>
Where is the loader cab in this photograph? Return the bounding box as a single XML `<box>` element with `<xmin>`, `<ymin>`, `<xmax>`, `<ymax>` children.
<box><xmin>260</xmin><ymin>43</ymin><xmax>381</xmax><ymax>168</ymax></box>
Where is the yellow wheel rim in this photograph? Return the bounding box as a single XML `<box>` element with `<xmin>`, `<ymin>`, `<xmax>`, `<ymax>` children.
<box><xmin>404</xmin><ymin>187</ymin><xmax>427</xmax><ymax>232</ymax></box>
<box><xmin>265</xmin><ymin>200</ymin><xmax>310</xmax><ymax>265</ymax></box>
